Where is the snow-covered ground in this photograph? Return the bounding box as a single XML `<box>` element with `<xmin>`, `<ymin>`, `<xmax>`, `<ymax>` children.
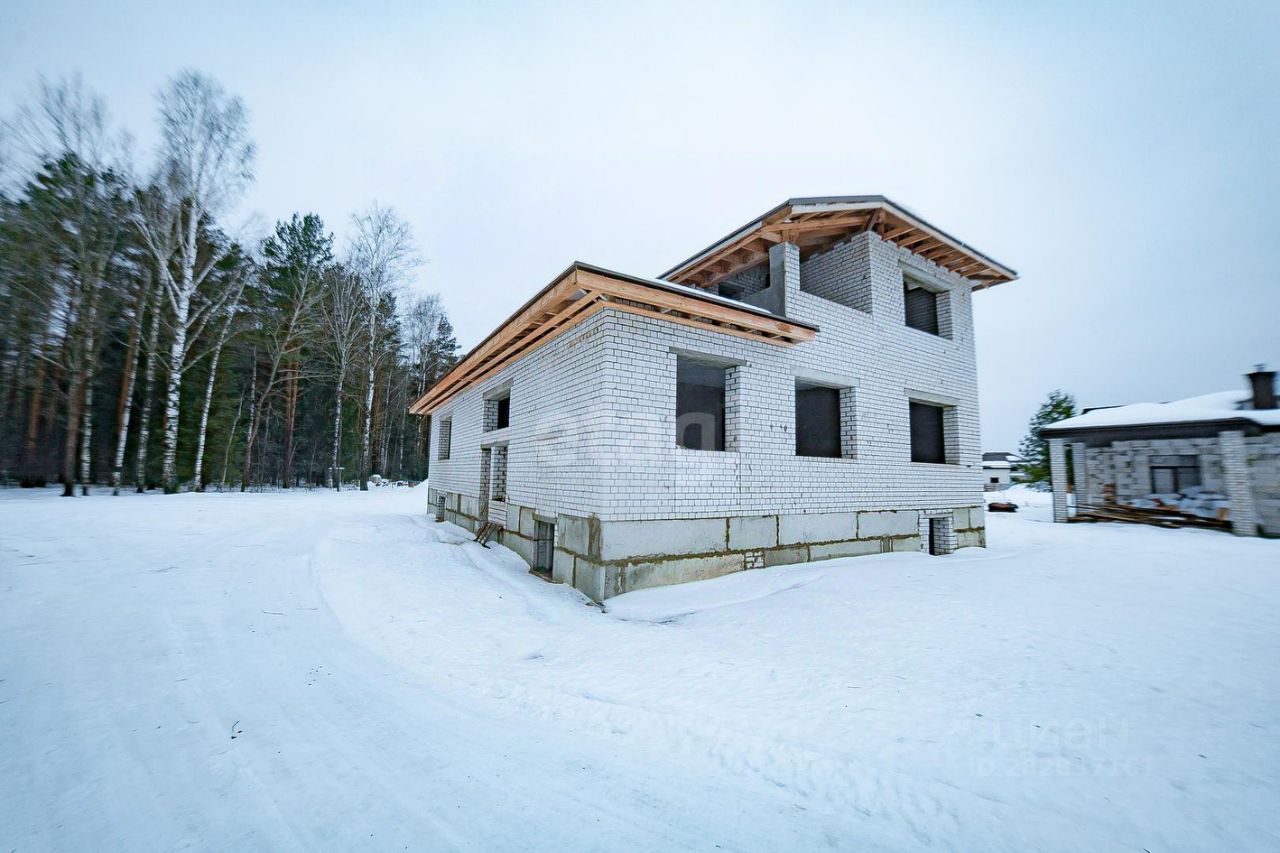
<box><xmin>2</xmin><ymin>485</ymin><xmax>1277</xmax><ymax>851</ymax></box>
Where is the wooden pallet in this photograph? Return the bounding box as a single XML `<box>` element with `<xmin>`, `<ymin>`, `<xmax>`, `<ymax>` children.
<box><xmin>475</xmin><ymin>522</ymin><xmax>502</xmax><ymax>547</ymax></box>
<box><xmin>1074</xmin><ymin>502</ymin><xmax>1231</xmax><ymax>531</ymax></box>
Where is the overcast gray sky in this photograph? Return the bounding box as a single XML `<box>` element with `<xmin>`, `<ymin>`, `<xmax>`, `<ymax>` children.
<box><xmin>3</xmin><ymin>0</ymin><xmax>1276</xmax><ymax>450</ymax></box>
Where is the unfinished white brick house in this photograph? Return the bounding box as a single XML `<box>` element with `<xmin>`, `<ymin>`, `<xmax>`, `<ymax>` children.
<box><xmin>1042</xmin><ymin>368</ymin><xmax>1280</xmax><ymax>537</ymax></box>
<box><xmin>411</xmin><ymin>196</ymin><xmax>1018</xmax><ymax>601</ymax></box>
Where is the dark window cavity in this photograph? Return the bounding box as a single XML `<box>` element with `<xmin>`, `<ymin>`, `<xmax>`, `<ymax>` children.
<box><xmin>676</xmin><ymin>358</ymin><xmax>726</xmax><ymax>451</ymax></box>
<box><xmin>437</xmin><ymin>416</ymin><xmax>452</xmax><ymax>461</ymax></box>
<box><xmin>795</xmin><ymin>382</ymin><xmax>841</xmax><ymax>458</ymax></box>
<box><xmin>484</xmin><ymin>391</ymin><xmax>510</xmax><ymax>432</ymax></box>
<box><xmin>909</xmin><ymin>401</ymin><xmax>946</xmax><ymax>464</ymax></box>
<box><xmin>533</xmin><ymin>520</ymin><xmax>555</xmax><ymax>576</ymax></box>
<box><xmin>1150</xmin><ymin>455</ymin><xmax>1201</xmax><ymax>493</ymax></box>
<box><xmin>904</xmin><ymin>277</ymin><xmax>940</xmax><ymax>335</ymax></box>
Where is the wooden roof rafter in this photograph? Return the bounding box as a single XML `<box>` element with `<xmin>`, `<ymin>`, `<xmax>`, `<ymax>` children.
<box><xmin>408</xmin><ymin>263</ymin><xmax>817</xmax><ymax>415</ymax></box>
<box><xmin>660</xmin><ymin>196</ymin><xmax>1017</xmax><ymax>291</ymax></box>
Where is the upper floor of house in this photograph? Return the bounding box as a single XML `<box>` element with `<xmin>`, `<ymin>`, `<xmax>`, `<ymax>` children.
<box><xmin>413</xmin><ymin>197</ymin><xmax>1017</xmax><ymax>518</ymax></box>
<box><xmin>659</xmin><ymin>195</ymin><xmax>1014</xmax><ymax>332</ymax></box>
<box><xmin>410</xmin><ymin>196</ymin><xmax>1017</xmax><ymax>424</ymax></box>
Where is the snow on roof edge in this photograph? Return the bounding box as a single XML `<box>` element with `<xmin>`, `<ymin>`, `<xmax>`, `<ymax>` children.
<box><xmin>1043</xmin><ymin>390</ymin><xmax>1280</xmax><ymax>432</ymax></box>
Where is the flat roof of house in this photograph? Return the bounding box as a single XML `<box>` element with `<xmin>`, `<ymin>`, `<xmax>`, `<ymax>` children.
<box><xmin>659</xmin><ymin>196</ymin><xmax>1018</xmax><ymax>292</ymax></box>
<box><xmin>408</xmin><ymin>262</ymin><xmax>818</xmax><ymax>415</ymax></box>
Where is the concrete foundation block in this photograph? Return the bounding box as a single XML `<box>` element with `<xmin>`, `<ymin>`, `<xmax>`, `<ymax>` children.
<box><xmin>518</xmin><ymin>506</ymin><xmax>536</xmax><ymax>538</ymax></box>
<box><xmin>506</xmin><ymin>503</ymin><xmax>521</xmax><ymax>531</ymax></box>
<box><xmin>617</xmin><ymin>553</ymin><xmax>745</xmax><ymax>597</ymax></box>
<box><xmin>890</xmin><ymin>535</ymin><xmax>922</xmax><ymax>552</ymax></box>
<box><xmin>503</xmin><ymin>531</ymin><xmax>536</xmax><ymax>566</ymax></box>
<box><xmin>557</xmin><ymin>513</ymin><xmax>592</xmax><ymax>555</ymax></box>
<box><xmin>778</xmin><ymin>512</ymin><xmax>857</xmax><ymax>545</ymax></box>
<box><xmin>958</xmin><ymin>529</ymin><xmax>984</xmax><ymax>548</ymax></box>
<box><xmin>763</xmin><ymin>545</ymin><xmax>809</xmax><ymax>567</ymax></box>
<box><xmin>572</xmin><ymin>559</ymin><xmax>607</xmax><ymax>602</ymax></box>
<box><xmin>857</xmin><ymin>510</ymin><xmax>919</xmax><ymax>538</ymax></box>
<box><xmin>552</xmin><ymin>549</ymin><xmax>576</xmax><ymax>585</ymax></box>
<box><xmin>810</xmin><ymin>539</ymin><xmax>883</xmax><ymax>561</ymax></box>
<box><xmin>598</xmin><ymin>517</ymin><xmax>728</xmax><ymax>561</ymax></box>
<box><xmin>728</xmin><ymin>515</ymin><xmax>778</xmax><ymax>550</ymax></box>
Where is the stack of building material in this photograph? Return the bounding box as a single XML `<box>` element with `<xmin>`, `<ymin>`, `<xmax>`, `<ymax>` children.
<box><xmin>1073</xmin><ymin>489</ymin><xmax>1231</xmax><ymax>531</ymax></box>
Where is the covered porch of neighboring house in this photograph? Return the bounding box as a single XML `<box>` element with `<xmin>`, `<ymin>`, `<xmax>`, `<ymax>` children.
<box><xmin>1043</xmin><ymin>368</ymin><xmax>1280</xmax><ymax>537</ymax></box>
<box><xmin>1046</xmin><ymin>431</ymin><xmax>1260</xmax><ymax>536</ymax></box>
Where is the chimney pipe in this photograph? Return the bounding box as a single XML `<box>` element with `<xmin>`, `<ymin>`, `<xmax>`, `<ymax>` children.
<box><xmin>1247</xmin><ymin>364</ymin><xmax>1277</xmax><ymax>410</ymax></box>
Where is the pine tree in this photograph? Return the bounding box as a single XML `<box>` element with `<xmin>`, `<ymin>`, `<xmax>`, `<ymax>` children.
<box><xmin>424</xmin><ymin>316</ymin><xmax>459</xmax><ymax>387</ymax></box>
<box><xmin>1</xmin><ymin>71</ymin><xmax>459</xmax><ymax>493</ymax></box>
<box><xmin>418</xmin><ymin>316</ymin><xmax>460</xmax><ymax>480</ymax></box>
<box><xmin>1018</xmin><ymin>390</ymin><xmax>1076</xmax><ymax>485</ymax></box>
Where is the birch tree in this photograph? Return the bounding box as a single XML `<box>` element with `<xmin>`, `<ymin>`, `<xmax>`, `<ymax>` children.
<box><xmin>133</xmin><ymin>264</ymin><xmax>163</xmax><ymax>491</ymax></box>
<box><xmin>318</xmin><ymin>265</ymin><xmax>364</xmax><ymax>489</ymax></box>
<box><xmin>132</xmin><ymin>71</ymin><xmax>255</xmax><ymax>493</ymax></box>
<box><xmin>191</xmin><ymin>248</ymin><xmax>251</xmax><ymax>490</ymax></box>
<box><xmin>1</xmin><ymin>72</ymin><xmax>458</xmax><ymax>492</ymax></box>
<box><xmin>348</xmin><ymin>204</ymin><xmax>416</xmax><ymax>489</ymax></box>
<box><xmin>4</xmin><ymin>77</ymin><xmax>132</xmax><ymax>495</ymax></box>
<box><xmin>109</xmin><ymin>264</ymin><xmax>150</xmax><ymax>494</ymax></box>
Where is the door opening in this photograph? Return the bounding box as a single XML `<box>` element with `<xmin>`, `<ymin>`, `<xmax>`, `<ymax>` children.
<box><xmin>479</xmin><ymin>447</ymin><xmax>492</xmax><ymax>524</ymax></box>
<box><xmin>534</xmin><ymin>520</ymin><xmax>555</xmax><ymax>577</ymax></box>
<box><xmin>927</xmin><ymin>516</ymin><xmax>954</xmax><ymax>556</ymax></box>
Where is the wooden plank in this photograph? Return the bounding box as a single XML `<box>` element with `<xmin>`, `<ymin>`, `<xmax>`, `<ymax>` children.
<box><xmin>672</xmin><ymin>227</ymin><xmax>777</xmax><ymax>283</ymax></box>
<box><xmin>669</xmin><ymin>200</ymin><xmax>1014</xmax><ymax>290</ymax></box>
<box><xmin>412</xmin><ymin>294</ymin><xmax>605</xmax><ymax>413</ymax></box>
<box><xmin>577</xmin><ymin>270</ymin><xmax>816</xmax><ymax>340</ymax></box>
<box><xmin>411</xmin><ymin>264</ymin><xmax>819</xmax><ymax>414</ymax></box>
<box><xmin>601</xmin><ymin>300</ymin><xmax>800</xmax><ymax>347</ymax></box>
<box><xmin>763</xmin><ymin>212</ymin><xmax>870</xmax><ymax>243</ymax></box>
<box><xmin>409</xmin><ymin>271</ymin><xmax>587</xmax><ymax>412</ymax></box>
<box><xmin>924</xmin><ymin>245</ymin><xmax>968</xmax><ymax>265</ymax></box>
<box><xmin>881</xmin><ymin>223</ymin><xmax>919</xmax><ymax>241</ymax></box>
<box><xmin>949</xmin><ymin>258</ymin><xmax>989</xmax><ymax>276</ymax></box>
<box><xmin>864</xmin><ymin>208</ymin><xmax>883</xmax><ymax>234</ymax></box>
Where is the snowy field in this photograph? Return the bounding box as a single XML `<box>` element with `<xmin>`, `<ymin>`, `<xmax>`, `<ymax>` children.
<box><xmin>2</xmin><ymin>485</ymin><xmax>1278</xmax><ymax>851</ymax></box>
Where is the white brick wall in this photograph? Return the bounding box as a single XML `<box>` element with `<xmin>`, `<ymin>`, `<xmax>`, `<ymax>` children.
<box><xmin>1070</xmin><ymin>433</ymin><xmax>1280</xmax><ymax>536</ymax></box>
<box><xmin>428</xmin><ymin>229</ymin><xmax>985</xmax><ymax>525</ymax></box>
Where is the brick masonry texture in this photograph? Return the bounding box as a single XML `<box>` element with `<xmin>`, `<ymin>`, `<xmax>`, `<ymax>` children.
<box><xmin>426</xmin><ymin>229</ymin><xmax>991</xmax><ymax>598</ymax></box>
<box><xmin>1049</xmin><ymin>439</ymin><xmax>1069</xmax><ymax>523</ymax></box>
<box><xmin>1049</xmin><ymin>431</ymin><xmax>1280</xmax><ymax>536</ymax></box>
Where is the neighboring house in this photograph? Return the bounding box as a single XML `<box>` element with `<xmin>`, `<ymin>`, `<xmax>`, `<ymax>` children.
<box><xmin>410</xmin><ymin>196</ymin><xmax>1018</xmax><ymax>601</ymax></box>
<box><xmin>981</xmin><ymin>451</ymin><xmax>1024</xmax><ymax>490</ymax></box>
<box><xmin>1041</xmin><ymin>368</ymin><xmax>1280</xmax><ymax>536</ymax></box>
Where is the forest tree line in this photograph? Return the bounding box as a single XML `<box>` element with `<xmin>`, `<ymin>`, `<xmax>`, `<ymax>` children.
<box><xmin>0</xmin><ymin>72</ymin><xmax>459</xmax><ymax>495</ymax></box>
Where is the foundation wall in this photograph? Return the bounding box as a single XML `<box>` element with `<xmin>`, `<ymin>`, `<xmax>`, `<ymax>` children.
<box><xmin>427</xmin><ymin>491</ymin><xmax>984</xmax><ymax>601</ymax></box>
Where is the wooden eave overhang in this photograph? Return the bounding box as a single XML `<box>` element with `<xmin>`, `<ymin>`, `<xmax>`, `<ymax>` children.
<box><xmin>408</xmin><ymin>262</ymin><xmax>817</xmax><ymax>416</ymax></box>
<box><xmin>659</xmin><ymin>196</ymin><xmax>1018</xmax><ymax>292</ymax></box>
